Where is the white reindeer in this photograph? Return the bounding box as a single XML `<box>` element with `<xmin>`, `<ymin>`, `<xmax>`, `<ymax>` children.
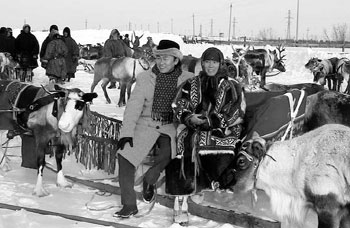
<box><xmin>231</xmin><ymin>124</ymin><xmax>350</xmax><ymax>228</ymax></box>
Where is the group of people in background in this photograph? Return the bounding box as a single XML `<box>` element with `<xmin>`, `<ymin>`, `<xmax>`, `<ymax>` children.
<box><xmin>0</xmin><ymin>24</ymin><xmax>79</xmax><ymax>83</ymax></box>
<box><xmin>0</xmin><ymin>25</ymin><xmax>159</xmax><ymax>84</ymax></box>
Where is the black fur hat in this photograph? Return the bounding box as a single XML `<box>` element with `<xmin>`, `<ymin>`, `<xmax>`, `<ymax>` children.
<box><xmin>153</xmin><ymin>40</ymin><xmax>183</xmax><ymax>60</ymax></box>
<box><xmin>49</xmin><ymin>24</ymin><xmax>58</xmax><ymax>32</ymax></box>
<box><xmin>63</xmin><ymin>27</ymin><xmax>71</xmax><ymax>37</ymax></box>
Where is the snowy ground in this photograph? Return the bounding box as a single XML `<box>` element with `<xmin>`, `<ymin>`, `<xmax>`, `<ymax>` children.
<box><xmin>0</xmin><ymin>30</ymin><xmax>349</xmax><ymax>228</ymax></box>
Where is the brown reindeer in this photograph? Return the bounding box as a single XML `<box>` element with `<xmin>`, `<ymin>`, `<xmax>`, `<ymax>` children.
<box><xmin>244</xmin><ymin>45</ymin><xmax>286</xmax><ymax>88</ymax></box>
<box><xmin>305</xmin><ymin>57</ymin><xmax>343</xmax><ymax>91</ymax></box>
<box><xmin>90</xmin><ymin>56</ymin><xmax>154</xmax><ymax>106</ymax></box>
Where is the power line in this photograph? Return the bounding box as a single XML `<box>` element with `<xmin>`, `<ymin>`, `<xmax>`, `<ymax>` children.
<box><xmin>192</xmin><ymin>13</ymin><xmax>195</xmax><ymax>37</ymax></box>
<box><xmin>296</xmin><ymin>0</ymin><xmax>300</xmax><ymax>41</ymax></box>
<box><xmin>286</xmin><ymin>10</ymin><xmax>293</xmax><ymax>39</ymax></box>
<box><xmin>228</xmin><ymin>3</ymin><xmax>232</xmax><ymax>41</ymax></box>
<box><xmin>232</xmin><ymin>17</ymin><xmax>237</xmax><ymax>39</ymax></box>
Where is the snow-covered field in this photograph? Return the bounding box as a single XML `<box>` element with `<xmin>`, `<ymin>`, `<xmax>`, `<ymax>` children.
<box><xmin>0</xmin><ymin>30</ymin><xmax>349</xmax><ymax>228</ymax></box>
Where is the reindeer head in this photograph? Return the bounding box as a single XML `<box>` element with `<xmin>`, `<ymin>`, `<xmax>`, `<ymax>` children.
<box><xmin>55</xmin><ymin>85</ymin><xmax>97</xmax><ymax>133</ymax></box>
<box><xmin>274</xmin><ymin>44</ymin><xmax>286</xmax><ymax>72</ymax></box>
<box><xmin>344</xmin><ymin>60</ymin><xmax>350</xmax><ymax>74</ymax></box>
<box><xmin>221</xmin><ymin>132</ymin><xmax>267</xmax><ymax>193</ymax></box>
<box><xmin>305</xmin><ymin>57</ymin><xmax>321</xmax><ymax>72</ymax></box>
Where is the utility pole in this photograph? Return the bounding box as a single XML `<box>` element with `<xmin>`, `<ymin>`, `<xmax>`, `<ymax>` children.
<box><xmin>85</xmin><ymin>19</ymin><xmax>87</xmax><ymax>29</ymax></box>
<box><xmin>171</xmin><ymin>18</ymin><xmax>173</xmax><ymax>34</ymax></box>
<box><xmin>199</xmin><ymin>24</ymin><xmax>202</xmax><ymax>37</ymax></box>
<box><xmin>192</xmin><ymin>13</ymin><xmax>195</xmax><ymax>37</ymax></box>
<box><xmin>157</xmin><ymin>22</ymin><xmax>160</xmax><ymax>33</ymax></box>
<box><xmin>232</xmin><ymin>17</ymin><xmax>237</xmax><ymax>39</ymax></box>
<box><xmin>296</xmin><ymin>0</ymin><xmax>300</xmax><ymax>41</ymax></box>
<box><xmin>306</xmin><ymin>27</ymin><xmax>309</xmax><ymax>40</ymax></box>
<box><xmin>210</xmin><ymin>19</ymin><xmax>213</xmax><ymax>37</ymax></box>
<box><xmin>286</xmin><ymin>10</ymin><xmax>292</xmax><ymax>40</ymax></box>
<box><xmin>228</xmin><ymin>3</ymin><xmax>232</xmax><ymax>41</ymax></box>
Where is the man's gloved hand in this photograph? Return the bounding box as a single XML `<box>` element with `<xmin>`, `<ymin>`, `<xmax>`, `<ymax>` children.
<box><xmin>117</xmin><ymin>137</ymin><xmax>133</xmax><ymax>150</ymax></box>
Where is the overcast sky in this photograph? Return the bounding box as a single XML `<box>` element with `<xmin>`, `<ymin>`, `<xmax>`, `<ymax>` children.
<box><xmin>2</xmin><ymin>0</ymin><xmax>349</xmax><ymax>40</ymax></box>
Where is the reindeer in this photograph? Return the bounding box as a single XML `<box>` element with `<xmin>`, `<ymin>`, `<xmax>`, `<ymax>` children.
<box><xmin>0</xmin><ymin>81</ymin><xmax>97</xmax><ymax>196</ymax></box>
<box><xmin>230</xmin><ymin>124</ymin><xmax>350</xmax><ymax>228</ymax></box>
<box><xmin>91</xmin><ymin>56</ymin><xmax>154</xmax><ymax>106</ymax></box>
<box><xmin>244</xmin><ymin>45</ymin><xmax>286</xmax><ymax>88</ymax></box>
<box><xmin>305</xmin><ymin>57</ymin><xmax>343</xmax><ymax>91</ymax></box>
<box><xmin>230</xmin><ymin>45</ymin><xmax>254</xmax><ymax>87</ymax></box>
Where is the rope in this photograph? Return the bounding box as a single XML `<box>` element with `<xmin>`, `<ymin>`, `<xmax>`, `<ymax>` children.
<box><xmin>265</xmin><ymin>71</ymin><xmax>282</xmax><ymax>77</ymax></box>
<box><xmin>85</xmin><ymin>190</ymin><xmax>119</xmax><ymax>211</ymax></box>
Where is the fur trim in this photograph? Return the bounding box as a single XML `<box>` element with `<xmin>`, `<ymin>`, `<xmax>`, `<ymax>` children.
<box><xmin>152</xmin><ymin>47</ymin><xmax>183</xmax><ymax>60</ymax></box>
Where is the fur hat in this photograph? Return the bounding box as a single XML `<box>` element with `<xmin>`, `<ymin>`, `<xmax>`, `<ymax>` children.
<box><xmin>110</xmin><ymin>29</ymin><xmax>120</xmax><ymax>38</ymax></box>
<box><xmin>152</xmin><ymin>39</ymin><xmax>183</xmax><ymax>60</ymax></box>
<box><xmin>49</xmin><ymin>24</ymin><xmax>58</xmax><ymax>32</ymax></box>
<box><xmin>201</xmin><ymin>47</ymin><xmax>224</xmax><ymax>63</ymax></box>
<box><xmin>0</xmin><ymin>27</ymin><xmax>7</xmax><ymax>35</ymax></box>
<box><xmin>63</xmin><ymin>27</ymin><xmax>71</xmax><ymax>37</ymax></box>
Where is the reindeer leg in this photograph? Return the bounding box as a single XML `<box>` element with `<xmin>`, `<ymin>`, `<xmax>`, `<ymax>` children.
<box><xmin>118</xmin><ymin>83</ymin><xmax>127</xmax><ymax>107</ymax></box>
<box><xmin>33</xmin><ymin>141</ymin><xmax>50</xmax><ymax>197</ymax></box>
<box><xmin>54</xmin><ymin>142</ymin><xmax>72</xmax><ymax>188</ymax></box>
<box><xmin>101</xmin><ymin>78</ymin><xmax>111</xmax><ymax>104</ymax></box>
<box><xmin>126</xmin><ymin>82</ymin><xmax>132</xmax><ymax>100</ymax></box>
<box><xmin>314</xmin><ymin>194</ymin><xmax>342</xmax><ymax>228</ymax></box>
<box><xmin>260</xmin><ymin>71</ymin><xmax>266</xmax><ymax>88</ymax></box>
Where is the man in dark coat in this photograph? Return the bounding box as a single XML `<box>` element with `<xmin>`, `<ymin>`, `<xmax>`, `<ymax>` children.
<box><xmin>41</xmin><ymin>31</ymin><xmax>68</xmax><ymax>83</ymax></box>
<box><xmin>62</xmin><ymin>27</ymin><xmax>79</xmax><ymax>82</ymax></box>
<box><xmin>39</xmin><ymin>25</ymin><xmax>58</xmax><ymax>68</ymax></box>
<box><xmin>6</xmin><ymin>27</ymin><xmax>16</xmax><ymax>58</ymax></box>
<box><xmin>15</xmin><ymin>24</ymin><xmax>40</xmax><ymax>81</ymax></box>
<box><xmin>0</xmin><ymin>27</ymin><xmax>9</xmax><ymax>53</ymax></box>
<box><xmin>103</xmin><ymin>29</ymin><xmax>131</xmax><ymax>89</ymax></box>
<box><xmin>123</xmin><ymin>34</ymin><xmax>131</xmax><ymax>47</ymax></box>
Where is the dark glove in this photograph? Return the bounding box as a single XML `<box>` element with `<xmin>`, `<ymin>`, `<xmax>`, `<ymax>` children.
<box><xmin>117</xmin><ymin>137</ymin><xmax>133</xmax><ymax>150</ymax></box>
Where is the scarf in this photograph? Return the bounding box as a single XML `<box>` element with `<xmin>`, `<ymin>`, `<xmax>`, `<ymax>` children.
<box><xmin>200</xmin><ymin>69</ymin><xmax>228</xmax><ymax>109</ymax></box>
<box><xmin>151</xmin><ymin>65</ymin><xmax>182</xmax><ymax>123</ymax></box>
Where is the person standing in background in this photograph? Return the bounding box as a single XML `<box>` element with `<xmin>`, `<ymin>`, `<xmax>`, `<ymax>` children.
<box><xmin>62</xmin><ymin>27</ymin><xmax>79</xmax><ymax>82</ymax></box>
<box><xmin>15</xmin><ymin>24</ymin><xmax>40</xmax><ymax>81</ymax></box>
<box><xmin>40</xmin><ymin>25</ymin><xmax>59</xmax><ymax>69</ymax></box>
<box><xmin>41</xmin><ymin>31</ymin><xmax>68</xmax><ymax>83</ymax></box>
<box><xmin>103</xmin><ymin>29</ymin><xmax>131</xmax><ymax>89</ymax></box>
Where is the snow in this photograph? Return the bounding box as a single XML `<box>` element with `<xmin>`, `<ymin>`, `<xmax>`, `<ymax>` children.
<box><xmin>1</xmin><ymin>30</ymin><xmax>349</xmax><ymax>228</ymax></box>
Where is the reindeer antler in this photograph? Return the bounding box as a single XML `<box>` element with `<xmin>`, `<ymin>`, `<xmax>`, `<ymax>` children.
<box><xmin>276</xmin><ymin>44</ymin><xmax>286</xmax><ymax>62</ymax></box>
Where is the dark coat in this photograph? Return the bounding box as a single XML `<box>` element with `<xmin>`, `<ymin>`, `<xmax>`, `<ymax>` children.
<box><xmin>43</xmin><ymin>37</ymin><xmax>68</xmax><ymax>79</ymax></box>
<box><xmin>6</xmin><ymin>36</ymin><xmax>16</xmax><ymax>57</ymax></box>
<box><xmin>0</xmin><ymin>30</ymin><xmax>8</xmax><ymax>52</ymax></box>
<box><xmin>15</xmin><ymin>31</ymin><xmax>40</xmax><ymax>69</ymax></box>
<box><xmin>102</xmin><ymin>39</ymin><xmax>131</xmax><ymax>58</ymax></box>
<box><xmin>63</xmin><ymin>36</ymin><xmax>79</xmax><ymax>74</ymax></box>
<box><xmin>40</xmin><ymin>32</ymin><xmax>56</xmax><ymax>59</ymax></box>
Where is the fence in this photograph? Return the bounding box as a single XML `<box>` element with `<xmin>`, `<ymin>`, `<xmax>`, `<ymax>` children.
<box><xmin>75</xmin><ymin>110</ymin><xmax>122</xmax><ymax>174</ymax></box>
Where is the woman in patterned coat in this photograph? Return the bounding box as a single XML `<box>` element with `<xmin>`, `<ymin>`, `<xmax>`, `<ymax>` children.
<box><xmin>115</xmin><ymin>40</ymin><xmax>194</xmax><ymax>218</ymax></box>
<box><xmin>166</xmin><ymin>47</ymin><xmax>246</xmax><ymax>225</ymax></box>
